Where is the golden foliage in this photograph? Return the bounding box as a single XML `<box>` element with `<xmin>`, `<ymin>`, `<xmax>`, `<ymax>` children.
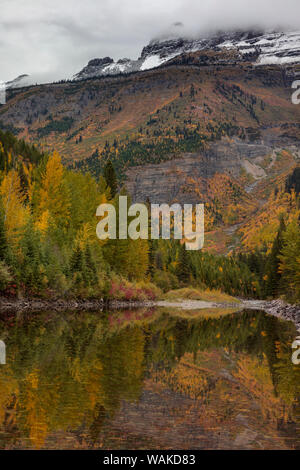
<box><xmin>0</xmin><ymin>169</ymin><xmax>29</xmax><ymax>246</ymax></box>
<box><xmin>38</xmin><ymin>151</ymin><xmax>70</xmax><ymax>226</ymax></box>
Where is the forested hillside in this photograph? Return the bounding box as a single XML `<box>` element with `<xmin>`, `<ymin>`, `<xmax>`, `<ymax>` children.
<box><xmin>1</xmin><ymin>63</ymin><xmax>300</xmax><ymax>168</ymax></box>
<box><xmin>0</xmin><ymin>57</ymin><xmax>300</xmax><ymax>303</ymax></box>
<box><xmin>0</xmin><ymin>130</ymin><xmax>299</xmax><ymax>302</ymax></box>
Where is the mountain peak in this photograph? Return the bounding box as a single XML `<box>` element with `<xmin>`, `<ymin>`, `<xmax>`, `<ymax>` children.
<box><xmin>87</xmin><ymin>57</ymin><xmax>114</xmax><ymax>67</ymax></box>
<box><xmin>72</xmin><ymin>29</ymin><xmax>300</xmax><ymax>82</ymax></box>
<box><xmin>7</xmin><ymin>28</ymin><xmax>300</xmax><ymax>87</ymax></box>
<box><xmin>5</xmin><ymin>74</ymin><xmax>31</xmax><ymax>89</ymax></box>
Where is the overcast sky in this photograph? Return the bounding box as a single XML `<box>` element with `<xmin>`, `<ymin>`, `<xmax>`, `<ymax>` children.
<box><xmin>1</xmin><ymin>0</ymin><xmax>300</xmax><ymax>82</ymax></box>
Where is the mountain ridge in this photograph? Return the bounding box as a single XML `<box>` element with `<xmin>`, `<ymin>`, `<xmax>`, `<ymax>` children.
<box><xmin>5</xmin><ymin>28</ymin><xmax>300</xmax><ymax>88</ymax></box>
<box><xmin>73</xmin><ymin>29</ymin><xmax>300</xmax><ymax>81</ymax></box>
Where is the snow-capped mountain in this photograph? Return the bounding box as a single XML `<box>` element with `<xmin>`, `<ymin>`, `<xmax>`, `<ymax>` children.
<box><xmin>73</xmin><ymin>29</ymin><xmax>300</xmax><ymax>81</ymax></box>
<box><xmin>6</xmin><ymin>29</ymin><xmax>300</xmax><ymax>88</ymax></box>
<box><xmin>5</xmin><ymin>74</ymin><xmax>36</xmax><ymax>89</ymax></box>
<box><xmin>73</xmin><ymin>57</ymin><xmax>138</xmax><ymax>80</ymax></box>
<box><xmin>219</xmin><ymin>30</ymin><xmax>300</xmax><ymax>65</ymax></box>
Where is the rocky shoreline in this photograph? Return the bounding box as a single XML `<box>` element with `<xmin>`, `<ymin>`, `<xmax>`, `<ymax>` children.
<box><xmin>263</xmin><ymin>300</ymin><xmax>300</xmax><ymax>332</ymax></box>
<box><xmin>0</xmin><ymin>297</ymin><xmax>156</xmax><ymax>313</ymax></box>
<box><xmin>0</xmin><ymin>297</ymin><xmax>299</xmax><ymax>330</ymax></box>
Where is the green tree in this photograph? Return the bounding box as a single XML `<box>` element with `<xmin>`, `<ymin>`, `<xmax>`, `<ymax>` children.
<box><xmin>84</xmin><ymin>244</ymin><xmax>97</xmax><ymax>285</ymax></box>
<box><xmin>279</xmin><ymin>220</ymin><xmax>300</xmax><ymax>301</ymax></box>
<box><xmin>70</xmin><ymin>245</ymin><xmax>84</xmax><ymax>274</ymax></box>
<box><xmin>176</xmin><ymin>243</ymin><xmax>191</xmax><ymax>285</ymax></box>
<box><xmin>103</xmin><ymin>160</ymin><xmax>118</xmax><ymax>198</ymax></box>
<box><xmin>264</xmin><ymin>217</ymin><xmax>286</xmax><ymax>298</ymax></box>
<box><xmin>20</xmin><ymin>222</ymin><xmax>45</xmax><ymax>291</ymax></box>
<box><xmin>147</xmin><ymin>240</ymin><xmax>155</xmax><ymax>278</ymax></box>
<box><xmin>0</xmin><ymin>211</ymin><xmax>7</xmax><ymax>262</ymax></box>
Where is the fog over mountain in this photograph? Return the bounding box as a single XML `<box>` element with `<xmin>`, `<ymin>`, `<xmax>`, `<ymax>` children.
<box><xmin>1</xmin><ymin>0</ymin><xmax>300</xmax><ymax>83</ymax></box>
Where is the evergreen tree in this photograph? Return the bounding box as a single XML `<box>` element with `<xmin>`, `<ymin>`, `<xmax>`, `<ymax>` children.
<box><xmin>0</xmin><ymin>212</ymin><xmax>7</xmax><ymax>262</ymax></box>
<box><xmin>84</xmin><ymin>244</ymin><xmax>97</xmax><ymax>285</ymax></box>
<box><xmin>21</xmin><ymin>223</ymin><xmax>44</xmax><ymax>290</ymax></box>
<box><xmin>70</xmin><ymin>245</ymin><xmax>84</xmax><ymax>274</ymax></box>
<box><xmin>155</xmin><ymin>251</ymin><xmax>164</xmax><ymax>270</ymax></box>
<box><xmin>18</xmin><ymin>163</ymin><xmax>29</xmax><ymax>200</ymax></box>
<box><xmin>279</xmin><ymin>220</ymin><xmax>300</xmax><ymax>301</ymax></box>
<box><xmin>145</xmin><ymin>198</ymin><xmax>154</xmax><ymax>278</ymax></box>
<box><xmin>103</xmin><ymin>160</ymin><xmax>118</xmax><ymax>198</ymax></box>
<box><xmin>176</xmin><ymin>243</ymin><xmax>191</xmax><ymax>285</ymax></box>
<box><xmin>264</xmin><ymin>217</ymin><xmax>286</xmax><ymax>298</ymax></box>
<box><xmin>147</xmin><ymin>240</ymin><xmax>155</xmax><ymax>278</ymax></box>
<box><xmin>285</xmin><ymin>167</ymin><xmax>300</xmax><ymax>195</ymax></box>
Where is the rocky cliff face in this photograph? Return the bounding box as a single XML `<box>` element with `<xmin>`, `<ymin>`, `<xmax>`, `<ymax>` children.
<box><xmin>125</xmin><ymin>137</ymin><xmax>299</xmax><ymax>204</ymax></box>
<box><xmin>73</xmin><ymin>30</ymin><xmax>300</xmax><ymax>81</ymax></box>
<box><xmin>73</xmin><ymin>57</ymin><xmax>136</xmax><ymax>80</ymax></box>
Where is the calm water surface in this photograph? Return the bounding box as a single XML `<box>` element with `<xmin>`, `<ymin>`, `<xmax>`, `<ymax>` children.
<box><xmin>0</xmin><ymin>307</ymin><xmax>299</xmax><ymax>450</ymax></box>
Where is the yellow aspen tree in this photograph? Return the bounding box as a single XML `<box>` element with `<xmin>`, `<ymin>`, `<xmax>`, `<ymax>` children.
<box><xmin>75</xmin><ymin>222</ymin><xmax>93</xmax><ymax>249</ymax></box>
<box><xmin>0</xmin><ymin>169</ymin><xmax>29</xmax><ymax>246</ymax></box>
<box><xmin>38</xmin><ymin>151</ymin><xmax>70</xmax><ymax>228</ymax></box>
<box><xmin>22</xmin><ymin>161</ymin><xmax>34</xmax><ymax>203</ymax></box>
<box><xmin>7</xmin><ymin>151</ymin><xmax>12</xmax><ymax>169</ymax></box>
<box><xmin>35</xmin><ymin>209</ymin><xmax>50</xmax><ymax>236</ymax></box>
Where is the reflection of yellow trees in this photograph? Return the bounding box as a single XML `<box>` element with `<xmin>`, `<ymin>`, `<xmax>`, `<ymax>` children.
<box><xmin>83</xmin><ymin>359</ymin><xmax>104</xmax><ymax>411</ymax></box>
<box><xmin>233</xmin><ymin>355</ymin><xmax>293</xmax><ymax>424</ymax></box>
<box><xmin>274</xmin><ymin>347</ymin><xmax>300</xmax><ymax>406</ymax></box>
<box><xmin>0</xmin><ymin>367</ymin><xmax>18</xmax><ymax>426</ymax></box>
<box><xmin>21</xmin><ymin>369</ymin><xmax>48</xmax><ymax>450</ymax></box>
<box><xmin>98</xmin><ymin>326</ymin><xmax>145</xmax><ymax>412</ymax></box>
<box><xmin>0</xmin><ymin>310</ymin><xmax>298</xmax><ymax>449</ymax></box>
<box><xmin>150</xmin><ymin>358</ymin><xmax>211</xmax><ymax>400</ymax></box>
<box><xmin>0</xmin><ymin>318</ymin><xmax>146</xmax><ymax>449</ymax></box>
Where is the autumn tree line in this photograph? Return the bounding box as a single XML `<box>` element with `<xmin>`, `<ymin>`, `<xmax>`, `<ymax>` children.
<box><xmin>237</xmin><ymin>210</ymin><xmax>300</xmax><ymax>302</ymax></box>
<box><xmin>0</xmin><ymin>130</ymin><xmax>299</xmax><ymax>302</ymax></box>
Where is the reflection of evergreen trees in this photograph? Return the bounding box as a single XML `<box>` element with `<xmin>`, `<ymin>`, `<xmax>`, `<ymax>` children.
<box><xmin>144</xmin><ymin>309</ymin><xmax>298</xmax><ymax>396</ymax></box>
<box><xmin>0</xmin><ymin>309</ymin><xmax>297</xmax><ymax>448</ymax></box>
<box><xmin>262</xmin><ymin>315</ymin><xmax>282</xmax><ymax>395</ymax></box>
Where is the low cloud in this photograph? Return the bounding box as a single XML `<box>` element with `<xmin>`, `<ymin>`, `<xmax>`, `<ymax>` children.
<box><xmin>0</xmin><ymin>0</ymin><xmax>299</xmax><ymax>82</ymax></box>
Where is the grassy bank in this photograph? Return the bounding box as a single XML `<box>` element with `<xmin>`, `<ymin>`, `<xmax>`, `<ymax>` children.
<box><xmin>162</xmin><ymin>287</ymin><xmax>240</xmax><ymax>304</ymax></box>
